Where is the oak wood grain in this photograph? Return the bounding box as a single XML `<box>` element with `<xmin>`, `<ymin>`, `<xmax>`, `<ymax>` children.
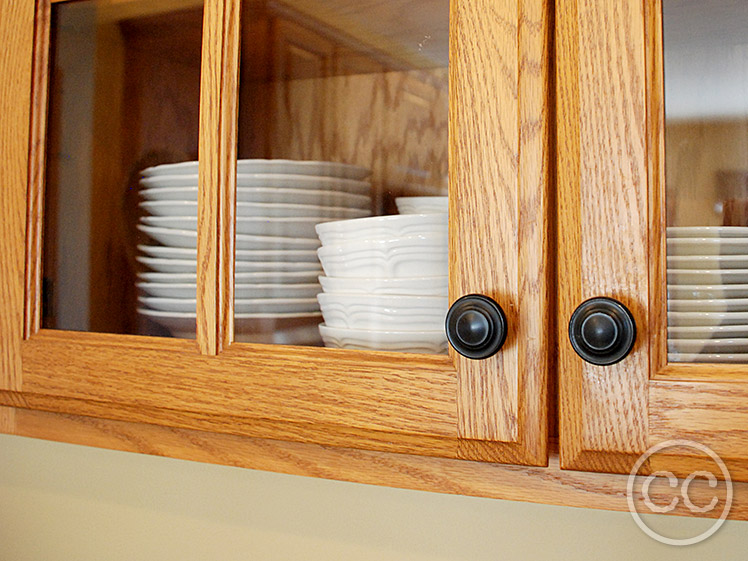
<box><xmin>0</xmin><ymin>0</ymin><xmax>35</xmax><ymax>391</ymax></box>
<box><xmin>6</xmin><ymin>408</ymin><xmax>748</xmax><ymax>520</ymax></box>
<box><xmin>557</xmin><ymin>0</ymin><xmax>650</xmax><ymax>471</ymax></box>
<box><xmin>24</xmin><ymin>0</ymin><xmax>50</xmax><ymax>339</ymax></box>
<box><xmin>197</xmin><ymin>0</ymin><xmax>239</xmax><ymax>354</ymax></box>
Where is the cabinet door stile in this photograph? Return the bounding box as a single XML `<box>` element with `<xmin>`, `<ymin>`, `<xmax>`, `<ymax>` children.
<box><xmin>196</xmin><ymin>0</ymin><xmax>239</xmax><ymax>355</ymax></box>
<box><xmin>0</xmin><ymin>0</ymin><xmax>35</xmax><ymax>392</ymax></box>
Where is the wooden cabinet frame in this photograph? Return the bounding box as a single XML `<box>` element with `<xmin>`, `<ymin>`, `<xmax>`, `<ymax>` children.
<box><xmin>558</xmin><ymin>0</ymin><xmax>748</xmax><ymax>481</ymax></box>
<box><xmin>0</xmin><ymin>0</ymin><xmax>552</xmax><ymax>467</ymax></box>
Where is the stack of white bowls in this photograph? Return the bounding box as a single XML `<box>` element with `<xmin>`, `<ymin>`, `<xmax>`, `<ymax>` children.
<box><xmin>667</xmin><ymin>226</ymin><xmax>748</xmax><ymax>362</ymax></box>
<box><xmin>315</xmin><ymin>197</ymin><xmax>448</xmax><ymax>354</ymax></box>
<box><xmin>135</xmin><ymin>159</ymin><xmax>372</xmax><ymax>340</ymax></box>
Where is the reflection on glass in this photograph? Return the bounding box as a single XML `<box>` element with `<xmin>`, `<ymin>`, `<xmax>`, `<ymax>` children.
<box><xmin>43</xmin><ymin>0</ymin><xmax>204</xmax><ymax>337</ymax></box>
<box><xmin>226</xmin><ymin>0</ymin><xmax>450</xmax><ymax>351</ymax></box>
<box><xmin>665</xmin><ymin>0</ymin><xmax>748</xmax><ymax>362</ymax></box>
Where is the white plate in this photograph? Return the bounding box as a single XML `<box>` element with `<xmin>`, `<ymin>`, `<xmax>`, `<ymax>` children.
<box><xmin>668</xmin><ymin>325</ymin><xmax>748</xmax><ymax>339</ymax></box>
<box><xmin>667</xmin><ymin>226</ymin><xmax>748</xmax><ymax>238</ymax></box>
<box><xmin>138</xmin><ymin>308</ymin><xmax>323</xmax><ymax>338</ymax></box>
<box><xmin>138</xmin><ymin>225</ymin><xmax>319</xmax><ymax>250</ymax></box>
<box><xmin>137</xmin><ymin>256</ymin><xmax>321</xmax><ymax>274</ymax></box>
<box><xmin>142</xmin><ymin>215</ymin><xmax>345</xmax><ymax>238</ymax></box>
<box><xmin>668</xmin><ymin>353</ymin><xmax>748</xmax><ymax>363</ymax></box>
<box><xmin>318</xmin><ymin>275</ymin><xmax>448</xmax><ymax>296</ymax></box>
<box><xmin>667</xmin><ymin>255</ymin><xmax>748</xmax><ymax>269</ymax></box>
<box><xmin>668</xmin><ymin>338</ymin><xmax>748</xmax><ymax>353</ymax></box>
<box><xmin>668</xmin><ymin>298</ymin><xmax>748</xmax><ymax>312</ymax></box>
<box><xmin>139</xmin><ymin>296</ymin><xmax>319</xmax><ymax>314</ymax></box>
<box><xmin>137</xmin><ymin>282</ymin><xmax>321</xmax><ymax>299</ymax></box>
<box><xmin>141</xmin><ymin>159</ymin><xmax>371</xmax><ymax>180</ymax></box>
<box><xmin>318</xmin><ymin>324</ymin><xmax>447</xmax><ymax>354</ymax></box>
<box><xmin>667</xmin><ymin>269</ymin><xmax>748</xmax><ymax>284</ymax></box>
<box><xmin>668</xmin><ymin>311</ymin><xmax>748</xmax><ymax>326</ymax></box>
<box><xmin>137</xmin><ymin>245</ymin><xmax>320</xmax><ymax>263</ymax></box>
<box><xmin>141</xmin><ymin>174</ymin><xmax>371</xmax><ymax>195</ymax></box>
<box><xmin>667</xmin><ymin>284</ymin><xmax>748</xmax><ymax>299</ymax></box>
<box><xmin>140</xmin><ymin>200</ymin><xmax>370</xmax><ymax>219</ymax></box>
<box><xmin>139</xmin><ymin>186</ymin><xmax>371</xmax><ymax>208</ymax></box>
<box><xmin>667</xmin><ymin>237</ymin><xmax>748</xmax><ymax>256</ymax></box>
<box><xmin>138</xmin><ymin>271</ymin><xmax>323</xmax><ymax>284</ymax></box>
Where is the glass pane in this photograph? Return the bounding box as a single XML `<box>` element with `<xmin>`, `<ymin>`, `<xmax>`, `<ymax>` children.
<box><xmin>233</xmin><ymin>0</ymin><xmax>449</xmax><ymax>351</ymax></box>
<box><xmin>665</xmin><ymin>0</ymin><xmax>748</xmax><ymax>362</ymax></box>
<box><xmin>43</xmin><ymin>0</ymin><xmax>204</xmax><ymax>338</ymax></box>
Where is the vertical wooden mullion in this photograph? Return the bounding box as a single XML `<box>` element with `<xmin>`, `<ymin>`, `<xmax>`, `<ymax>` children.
<box><xmin>25</xmin><ymin>0</ymin><xmax>51</xmax><ymax>339</ymax></box>
<box><xmin>197</xmin><ymin>0</ymin><xmax>239</xmax><ymax>355</ymax></box>
<box><xmin>1</xmin><ymin>0</ymin><xmax>36</xmax><ymax>390</ymax></box>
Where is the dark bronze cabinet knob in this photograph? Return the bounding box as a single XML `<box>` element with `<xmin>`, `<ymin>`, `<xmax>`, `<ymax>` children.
<box><xmin>446</xmin><ymin>294</ymin><xmax>507</xmax><ymax>360</ymax></box>
<box><xmin>569</xmin><ymin>297</ymin><xmax>636</xmax><ymax>366</ymax></box>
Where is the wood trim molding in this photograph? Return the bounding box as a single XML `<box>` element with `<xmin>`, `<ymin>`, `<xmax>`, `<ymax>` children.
<box><xmin>3</xmin><ymin>407</ymin><xmax>746</xmax><ymax>521</ymax></box>
<box><xmin>196</xmin><ymin>0</ymin><xmax>239</xmax><ymax>354</ymax></box>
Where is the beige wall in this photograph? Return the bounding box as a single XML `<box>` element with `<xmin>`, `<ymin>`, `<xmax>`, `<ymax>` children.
<box><xmin>1</xmin><ymin>434</ymin><xmax>747</xmax><ymax>560</ymax></box>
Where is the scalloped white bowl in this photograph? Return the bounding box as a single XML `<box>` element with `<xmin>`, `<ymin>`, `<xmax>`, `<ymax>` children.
<box><xmin>317</xmin><ymin>234</ymin><xmax>447</xmax><ymax>278</ymax></box>
<box><xmin>317</xmin><ymin>293</ymin><xmax>448</xmax><ymax>331</ymax></box>
<box><xmin>395</xmin><ymin>196</ymin><xmax>448</xmax><ymax>215</ymax></box>
<box><xmin>318</xmin><ymin>324</ymin><xmax>447</xmax><ymax>354</ymax></box>
<box><xmin>315</xmin><ymin>214</ymin><xmax>447</xmax><ymax>245</ymax></box>
<box><xmin>318</xmin><ymin>275</ymin><xmax>447</xmax><ymax>296</ymax></box>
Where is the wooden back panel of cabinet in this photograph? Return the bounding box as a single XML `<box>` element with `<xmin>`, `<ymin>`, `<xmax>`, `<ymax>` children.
<box><xmin>557</xmin><ymin>0</ymin><xmax>748</xmax><ymax>481</ymax></box>
<box><xmin>0</xmin><ymin>0</ymin><xmax>552</xmax><ymax>467</ymax></box>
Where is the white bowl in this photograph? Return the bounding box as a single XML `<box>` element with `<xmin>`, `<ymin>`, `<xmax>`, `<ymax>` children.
<box><xmin>141</xmin><ymin>159</ymin><xmax>371</xmax><ymax>180</ymax></box>
<box><xmin>318</xmin><ymin>324</ymin><xmax>447</xmax><ymax>354</ymax></box>
<box><xmin>668</xmin><ymin>298</ymin><xmax>748</xmax><ymax>312</ymax></box>
<box><xmin>668</xmin><ymin>338</ymin><xmax>748</xmax><ymax>354</ymax></box>
<box><xmin>667</xmin><ymin>226</ymin><xmax>748</xmax><ymax>238</ymax></box>
<box><xmin>317</xmin><ymin>234</ymin><xmax>447</xmax><ymax>278</ymax></box>
<box><xmin>137</xmin><ymin>225</ymin><xmax>319</xmax><ymax>250</ymax></box>
<box><xmin>140</xmin><ymin>173</ymin><xmax>371</xmax><ymax>195</ymax></box>
<box><xmin>315</xmin><ymin>214</ymin><xmax>447</xmax><ymax>245</ymax></box>
<box><xmin>318</xmin><ymin>275</ymin><xmax>447</xmax><ymax>296</ymax></box>
<box><xmin>137</xmin><ymin>282</ymin><xmax>320</xmax><ymax>300</ymax></box>
<box><xmin>317</xmin><ymin>293</ymin><xmax>447</xmax><ymax>331</ymax></box>
<box><xmin>139</xmin><ymin>186</ymin><xmax>371</xmax><ymax>208</ymax></box>
<box><xmin>140</xmin><ymin>200</ymin><xmax>369</xmax><ymax>219</ymax></box>
<box><xmin>667</xmin><ymin>237</ymin><xmax>748</xmax><ymax>256</ymax></box>
<box><xmin>395</xmin><ymin>196</ymin><xmax>448</xmax><ymax>215</ymax></box>
<box><xmin>668</xmin><ymin>353</ymin><xmax>748</xmax><ymax>363</ymax></box>
<box><xmin>667</xmin><ymin>284</ymin><xmax>748</xmax><ymax>299</ymax></box>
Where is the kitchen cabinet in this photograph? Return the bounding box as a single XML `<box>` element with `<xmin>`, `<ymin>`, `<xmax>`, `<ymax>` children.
<box><xmin>0</xmin><ymin>0</ymin><xmax>552</xmax><ymax>472</ymax></box>
<box><xmin>1</xmin><ymin>0</ymin><xmax>747</xmax><ymax>519</ymax></box>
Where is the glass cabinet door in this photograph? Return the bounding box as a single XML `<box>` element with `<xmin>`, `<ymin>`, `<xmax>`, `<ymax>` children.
<box><xmin>1</xmin><ymin>0</ymin><xmax>551</xmax><ymax>468</ymax></box>
<box><xmin>558</xmin><ymin>0</ymin><xmax>748</xmax><ymax>483</ymax></box>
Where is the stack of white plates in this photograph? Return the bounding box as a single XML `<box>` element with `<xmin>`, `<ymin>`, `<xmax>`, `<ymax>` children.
<box><xmin>667</xmin><ymin>226</ymin><xmax>748</xmax><ymax>362</ymax></box>
<box><xmin>136</xmin><ymin>159</ymin><xmax>372</xmax><ymax>340</ymax></box>
<box><xmin>315</xmin><ymin>212</ymin><xmax>448</xmax><ymax>354</ymax></box>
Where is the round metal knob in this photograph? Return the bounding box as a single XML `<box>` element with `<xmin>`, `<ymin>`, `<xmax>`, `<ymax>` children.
<box><xmin>446</xmin><ymin>294</ymin><xmax>507</xmax><ymax>360</ymax></box>
<box><xmin>569</xmin><ymin>297</ymin><xmax>636</xmax><ymax>366</ymax></box>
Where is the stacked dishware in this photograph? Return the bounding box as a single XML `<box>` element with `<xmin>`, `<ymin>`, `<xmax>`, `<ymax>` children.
<box><xmin>135</xmin><ymin>159</ymin><xmax>372</xmax><ymax>341</ymax></box>
<box><xmin>667</xmin><ymin>226</ymin><xmax>748</xmax><ymax>362</ymax></box>
<box><xmin>315</xmin><ymin>197</ymin><xmax>448</xmax><ymax>354</ymax></box>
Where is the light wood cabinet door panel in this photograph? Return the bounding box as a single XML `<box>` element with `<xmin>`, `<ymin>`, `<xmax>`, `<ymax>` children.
<box><xmin>0</xmin><ymin>0</ymin><xmax>552</xmax><ymax>467</ymax></box>
<box><xmin>558</xmin><ymin>0</ymin><xmax>748</xmax><ymax>481</ymax></box>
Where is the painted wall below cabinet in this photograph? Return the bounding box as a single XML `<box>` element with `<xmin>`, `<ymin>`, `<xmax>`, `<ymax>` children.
<box><xmin>1</xmin><ymin>434</ymin><xmax>747</xmax><ymax>560</ymax></box>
